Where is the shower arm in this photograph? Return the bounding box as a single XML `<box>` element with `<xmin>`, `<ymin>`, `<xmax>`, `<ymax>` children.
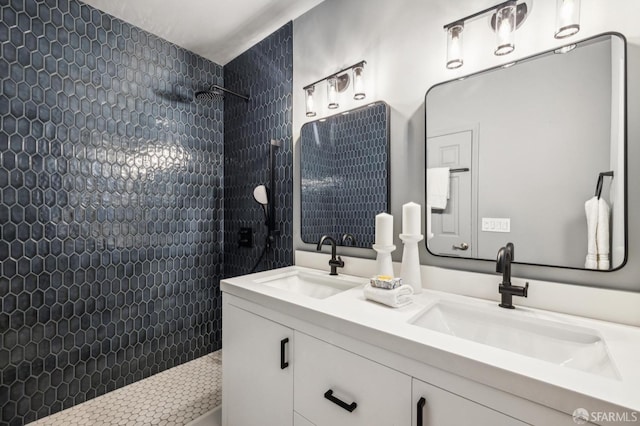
<box><xmin>211</xmin><ymin>84</ymin><xmax>250</xmax><ymax>101</ymax></box>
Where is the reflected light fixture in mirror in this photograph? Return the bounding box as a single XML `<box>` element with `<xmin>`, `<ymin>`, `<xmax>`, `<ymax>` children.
<box><xmin>352</xmin><ymin>65</ymin><xmax>366</xmax><ymax>100</ymax></box>
<box><xmin>305</xmin><ymin>86</ymin><xmax>316</xmax><ymax>117</ymax></box>
<box><xmin>327</xmin><ymin>76</ymin><xmax>339</xmax><ymax>109</ymax></box>
<box><xmin>494</xmin><ymin>1</ymin><xmax>517</xmax><ymax>55</ymax></box>
<box><xmin>555</xmin><ymin>0</ymin><xmax>581</xmax><ymax>39</ymax></box>
<box><xmin>446</xmin><ymin>23</ymin><xmax>464</xmax><ymax>69</ymax></box>
<box><xmin>555</xmin><ymin>43</ymin><xmax>576</xmax><ymax>54</ymax></box>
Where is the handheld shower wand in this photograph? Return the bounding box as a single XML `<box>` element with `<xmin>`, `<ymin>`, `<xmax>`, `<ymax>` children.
<box><xmin>252</xmin><ymin>185</ymin><xmax>270</xmax><ymax>225</ymax></box>
<box><xmin>249</xmin><ymin>140</ymin><xmax>282</xmax><ymax>273</ymax></box>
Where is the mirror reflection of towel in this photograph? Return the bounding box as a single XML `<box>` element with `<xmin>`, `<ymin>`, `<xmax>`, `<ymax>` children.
<box><xmin>585</xmin><ymin>196</ymin><xmax>610</xmax><ymax>270</ymax></box>
<box><xmin>427</xmin><ymin>167</ymin><xmax>450</xmax><ymax>210</ymax></box>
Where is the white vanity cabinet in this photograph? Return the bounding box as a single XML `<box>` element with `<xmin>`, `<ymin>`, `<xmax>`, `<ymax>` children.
<box><xmin>411</xmin><ymin>378</ymin><xmax>527</xmax><ymax>426</ymax></box>
<box><xmin>222</xmin><ymin>304</ymin><xmax>293</xmax><ymax>426</ymax></box>
<box><xmin>222</xmin><ymin>292</ymin><xmax>601</xmax><ymax>426</ymax></box>
<box><xmin>294</xmin><ymin>331</ymin><xmax>411</xmax><ymax>425</ymax></box>
<box><xmin>294</xmin><ymin>412</ymin><xmax>316</xmax><ymax>426</ymax></box>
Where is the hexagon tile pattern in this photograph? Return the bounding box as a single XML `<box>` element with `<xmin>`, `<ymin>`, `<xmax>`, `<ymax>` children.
<box><xmin>301</xmin><ymin>103</ymin><xmax>389</xmax><ymax>248</ymax></box>
<box><xmin>0</xmin><ymin>0</ymin><xmax>224</xmax><ymax>424</ymax></box>
<box><xmin>223</xmin><ymin>22</ymin><xmax>293</xmax><ymax>278</ymax></box>
<box><xmin>31</xmin><ymin>350</ymin><xmax>221</xmax><ymax>426</ymax></box>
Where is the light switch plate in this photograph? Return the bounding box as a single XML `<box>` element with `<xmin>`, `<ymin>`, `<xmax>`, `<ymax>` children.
<box><xmin>482</xmin><ymin>218</ymin><xmax>511</xmax><ymax>233</ymax></box>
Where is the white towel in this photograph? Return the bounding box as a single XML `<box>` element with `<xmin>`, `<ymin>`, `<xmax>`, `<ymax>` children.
<box><xmin>426</xmin><ymin>167</ymin><xmax>450</xmax><ymax>210</ymax></box>
<box><xmin>584</xmin><ymin>197</ymin><xmax>598</xmax><ymax>269</ymax></box>
<box><xmin>596</xmin><ymin>198</ymin><xmax>610</xmax><ymax>270</ymax></box>
<box><xmin>363</xmin><ymin>283</ymin><xmax>414</xmax><ymax>308</ymax></box>
<box><xmin>585</xmin><ymin>196</ymin><xmax>610</xmax><ymax>270</ymax></box>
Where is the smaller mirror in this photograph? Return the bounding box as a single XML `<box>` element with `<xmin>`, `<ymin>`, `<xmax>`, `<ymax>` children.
<box><xmin>301</xmin><ymin>102</ymin><xmax>390</xmax><ymax>248</ymax></box>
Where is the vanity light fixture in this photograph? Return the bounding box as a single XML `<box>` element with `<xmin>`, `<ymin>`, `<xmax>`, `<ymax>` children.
<box><xmin>444</xmin><ymin>1</ymin><xmax>530</xmax><ymax>69</ymax></box>
<box><xmin>446</xmin><ymin>23</ymin><xmax>464</xmax><ymax>69</ymax></box>
<box><xmin>305</xmin><ymin>86</ymin><xmax>316</xmax><ymax>117</ymax></box>
<box><xmin>494</xmin><ymin>1</ymin><xmax>517</xmax><ymax>55</ymax></box>
<box><xmin>352</xmin><ymin>64</ymin><xmax>366</xmax><ymax>100</ymax></box>
<box><xmin>555</xmin><ymin>0</ymin><xmax>581</xmax><ymax>39</ymax></box>
<box><xmin>327</xmin><ymin>76</ymin><xmax>339</xmax><ymax>109</ymax></box>
<box><xmin>302</xmin><ymin>60</ymin><xmax>367</xmax><ymax>113</ymax></box>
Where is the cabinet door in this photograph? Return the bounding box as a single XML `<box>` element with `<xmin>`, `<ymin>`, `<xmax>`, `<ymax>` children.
<box><xmin>295</xmin><ymin>331</ymin><xmax>411</xmax><ymax>426</ymax></box>
<box><xmin>294</xmin><ymin>412</ymin><xmax>316</xmax><ymax>426</ymax></box>
<box><xmin>412</xmin><ymin>378</ymin><xmax>528</xmax><ymax>426</ymax></box>
<box><xmin>222</xmin><ymin>304</ymin><xmax>293</xmax><ymax>426</ymax></box>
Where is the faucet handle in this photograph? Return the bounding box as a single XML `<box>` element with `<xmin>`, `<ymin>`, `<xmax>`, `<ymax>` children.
<box><xmin>329</xmin><ymin>256</ymin><xmax>345</xmax><ymax>268</ymax></box>
<box><xmin>499</xmin><ymin>282</ymin><xmax>529</xmax><ymax>298</ymax></box>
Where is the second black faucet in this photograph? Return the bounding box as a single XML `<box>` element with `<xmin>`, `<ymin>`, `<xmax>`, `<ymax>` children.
<box><xmin>317</xmin><ymin>235</ymin><xmax>345</xmax><ymax>275</ymax></box>
<box><xmin>496</xmin><ymin>242</ymin><xmax>528</xmax><ymax>309</ymax></box>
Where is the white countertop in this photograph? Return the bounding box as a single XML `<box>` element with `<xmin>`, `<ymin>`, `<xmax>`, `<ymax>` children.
<box><xmin>221</xmin><ymin>265</ymin><xmax>640</xmax><ymax>417</ymax></box>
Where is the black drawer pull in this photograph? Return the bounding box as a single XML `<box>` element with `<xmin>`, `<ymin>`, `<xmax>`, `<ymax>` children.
<box><xmin>417</xmin><ymin>397</ymin><xmax>426</xmax><ymax>426</ymax></box>
<box><xmin>324</xmin><ymin>389</ymin><xmax>357</xmax><ymax>413</ymax></box>
<box><xmin>280</xmin><ymin>338</ymin><xmax>289</xmax><ymax>369</ymax></box>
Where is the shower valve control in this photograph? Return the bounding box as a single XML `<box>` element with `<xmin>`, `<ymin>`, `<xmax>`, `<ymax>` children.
<box><xmin>239</xmin><ymin>227</ymin><xmax>253</xmax><ymax>248</ymax></box>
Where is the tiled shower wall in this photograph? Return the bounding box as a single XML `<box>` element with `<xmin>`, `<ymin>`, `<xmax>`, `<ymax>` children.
<box><xmin>0</xmin><ymin>1</ymin><xmax>224</xmax><ymax>424</ymax></box>
<box><xmin>223</xmin><ymin>22</ymin><xmax>294</xmax><ymax>278</ymax></box>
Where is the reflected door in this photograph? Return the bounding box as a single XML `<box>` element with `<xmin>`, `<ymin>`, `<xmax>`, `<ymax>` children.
<box><xmin>427</xmin><ymin>130</ymin><xmax>473</xmax><ymax>257</ymax></box>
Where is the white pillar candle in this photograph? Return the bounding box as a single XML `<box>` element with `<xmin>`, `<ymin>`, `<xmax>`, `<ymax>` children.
<box><xmin>402</xmin><ymin>202</ymin><xmax>421</xmax><ymax>235</ymax></box>
<box><xmin>375</xmin><ymin>213</ymin><xmax>393</xmax><ymax>246</ymax></box>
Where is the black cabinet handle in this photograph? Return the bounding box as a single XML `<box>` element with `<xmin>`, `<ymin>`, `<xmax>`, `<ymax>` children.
<box><xmin>417</xmin><ymin>397</ymin><xmax>426</xmax><ymax>426</ymax></box>
<box><xmin>324</xmin><ymin>389</ymin><xmax>357</xmax><ymax>413</ymax></box>
<box><xmin>280</xmin><ymin>338</ymin><xmax>289</xmax><ymax>369</ymax></box>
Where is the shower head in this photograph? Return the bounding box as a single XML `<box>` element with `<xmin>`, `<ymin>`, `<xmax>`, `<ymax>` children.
<box><xmin>194</xmin><ymin>84</ymin><xmax>249</xmax><ymax>103</ymax></box>
<box><xmin>253</xmin><ymin>184</ymin><xmax>270</xmax><ymax>226</ymax></box>
<box><xmin>194</xmin><ymin>88</ymin><xmax>224</xmax><ymax>102</ymax></box>
<box><xmin>253</xmin><ymin>185</ymin><xmax>269</xmax><ymax>206</ymax></box>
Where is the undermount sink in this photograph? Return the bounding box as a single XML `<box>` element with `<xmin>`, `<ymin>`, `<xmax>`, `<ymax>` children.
<box><xmin>253</xmin><ymin>269</ymin><xmax>362</xmax><ymax>299</ymax></box>
<box><xmin>409</xmin><ymin>301</ymin><xmax>619</xmax><ymax>379</ymax></box>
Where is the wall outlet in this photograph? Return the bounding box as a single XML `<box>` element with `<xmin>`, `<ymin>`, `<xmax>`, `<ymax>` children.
<box><xmin>481</xmin><ymin>218</ymin><xmax>511</xmax><ymax>233</ymax></box>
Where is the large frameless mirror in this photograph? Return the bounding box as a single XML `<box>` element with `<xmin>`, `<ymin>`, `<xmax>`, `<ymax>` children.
<box><xmin>425</xmin><ymin>33</ymin><xmax>626</xmax><ymax>271</ymax></box>
<box><xmin>300</xmin><ymin>102</ymin><xmax>390</xmax><ymax>248</ymax></box>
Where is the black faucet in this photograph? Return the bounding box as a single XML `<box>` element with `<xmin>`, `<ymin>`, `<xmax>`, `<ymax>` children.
<box><xmin>341</xmin><ymin>233</ymin><xmax>356</xmax><ymax>246</ymax></box>
<box><xmin>316</xmin><ymin>236</ymin><xmax>344</xmax><ymax>275</ymax></box>
<box><xmin>496</xmin><ymin>242</ymin><xmax>528</xmax><ymax>309</ymax></box>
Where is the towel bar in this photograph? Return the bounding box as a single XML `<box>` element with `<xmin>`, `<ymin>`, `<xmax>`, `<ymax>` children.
<box><xmin>595</xmin><ymin>171</ymin><xmax>614</xmax><ymax>199</ymax></box>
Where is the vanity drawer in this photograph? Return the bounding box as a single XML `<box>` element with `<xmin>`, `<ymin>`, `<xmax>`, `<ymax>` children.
<box><xmin>294</xmin><ymin>331</ymin><xmax>411</xmax><ymax>426</ymax></box>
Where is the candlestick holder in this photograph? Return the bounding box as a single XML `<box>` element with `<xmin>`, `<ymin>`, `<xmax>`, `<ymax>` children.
<box><xmin>372</xmin><ymin>244</ymin><xmax>396</xmax><ymax>277</ymax></box>
<box><xmin>400</xmin><ymin>234</ymin><xmax>423</xmax><ymax>294</ymax></box>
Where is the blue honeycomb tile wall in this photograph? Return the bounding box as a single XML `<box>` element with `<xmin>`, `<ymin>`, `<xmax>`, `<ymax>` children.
<box><xmin>223</xmin><ymin>23</ymin><xmax>293</xmax><ymax>278</ymax></box>
<box><xmin>300</xmin><ymin>120</ymin><xmax>335</xmax><ymax>244</ymax></box>
<box><xmin>0</xmin><ymin>1</ymin><xmax>224</xmax><ymax>424</ymax></box>
<box><xmin>301</xmin><ymin>102</ymin><xmax>389</xmax><ymax>248</ymax></box>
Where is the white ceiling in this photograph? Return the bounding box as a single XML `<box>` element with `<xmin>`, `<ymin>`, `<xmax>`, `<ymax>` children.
<box><xmin>81</xmin><ymin>0</ymin><xmax>326</xmax><ymax>65</ymax></box>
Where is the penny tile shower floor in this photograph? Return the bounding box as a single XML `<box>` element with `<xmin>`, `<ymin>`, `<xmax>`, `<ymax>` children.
<box><xmin>31</xmin><ymin>351</ymin><xmax>222</xmax><ymax>426</ymax></box>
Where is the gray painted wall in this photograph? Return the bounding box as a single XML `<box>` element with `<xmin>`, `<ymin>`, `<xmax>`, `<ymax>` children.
<box><xmin>292</xmin><ymin>0</ymin><xmax>640</xmax><ymax>292</ymax></box>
